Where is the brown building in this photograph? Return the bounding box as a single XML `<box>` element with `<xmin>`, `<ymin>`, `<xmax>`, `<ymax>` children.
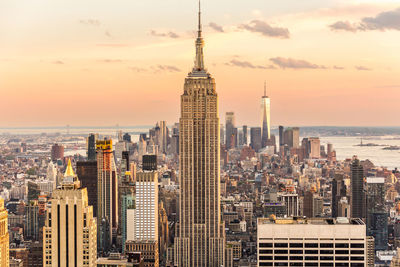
<box><xmin>126</xmin><ymin>241</ymin><xmax>158</xmax><ymax>267</ymax></box>
<box><xmin>50</xmin><ymin>144</ymin><xmax>64</xmax><ymax>161</ymax></box>
<box><xmin>76</xmin><ymin>161</ymin><xmax>98</xmax><ymax>217</ymax></box>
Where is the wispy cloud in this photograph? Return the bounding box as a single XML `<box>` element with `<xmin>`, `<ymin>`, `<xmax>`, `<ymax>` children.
<box><xmin>226</xmin><ymin>59</ymin><xmax>275</xmax><ymax>69</ymax></box>
<box><xmin>330</xmin><ymin>8</ymin><xmax>400</xmax><ymax>32</ymax></box>
<box><xmin>355</xmin><ymin>66</ymin><xmax>372</xmax><ymax>71</ymax></box>
<box><xmin>79</xmin><ymin>19</ymin><xmax>101</xmax><ymax>26</ymax></box>
<box><xmin>154</xmin><ymin>65</ymin><xmax>181</xmax><ymax>73</ymax></box>
<box><xmin>99</xmin><ymin>59</ymin><xmax>124</xmax><ymax>63</ymax></box>
<box><xmin>209</xmin><ymin>22</ymin><xmax>224</xmax><ymax>32</ymax></box>
<box><xmin>52</xmin><ymin>60</ymin><xmax>64</xmax><ymax>65</ymax></box>
<box><xmin>150</xmin><ymin>30</ymin><xmax>180</xmax><ymax>39</ymax></box>
<box><xmin>129</xmin><ymin>67</ymin><xmax>147</xmax><ymax>73</ymax></box>
<box><xmin>105</xmin><ymin>31</ymin><xmax>112</xmax><ymax>38</ymax></box>
<box><xmin>333</xmin><ymin>65</ymin><xmax>345</xmax><ymax>70</ymax></box>
<box><xmin>270</xmin><ymin>57</ymin><xmax>326</xmax><ymax>69</ymax></box>
<box><xmin>240</xmin><ymin>20</ymin><xmax>290</xmax><ymax>39</ymax></box>
<box><xmin>96</xmin><ymin>44</ymin><xmax>129</xmax><ymax>47</ymax></box>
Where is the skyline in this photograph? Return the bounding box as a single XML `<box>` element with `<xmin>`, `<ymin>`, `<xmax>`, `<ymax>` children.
<box><xmin>1</xmin><ymin>0</ymin><xmax>400</xmax><ymax>127</ymax></box>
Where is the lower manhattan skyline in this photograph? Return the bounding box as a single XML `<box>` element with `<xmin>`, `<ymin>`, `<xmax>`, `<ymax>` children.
<box><xmin>1</xmin><ymin>0</ymin><xmax>400</xmax><ymax>127</ymax></box>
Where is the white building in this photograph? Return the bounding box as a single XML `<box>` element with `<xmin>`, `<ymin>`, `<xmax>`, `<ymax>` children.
<box><xmin>257</xmin><ymin>217</ymin><xmax>374</xmax><ymax>267</ymax></box>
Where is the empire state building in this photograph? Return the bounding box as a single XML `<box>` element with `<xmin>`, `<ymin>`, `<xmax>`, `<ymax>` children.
<box><xmin>175</xmin><ymin>2</ymin><xmax>225</xmax><ymax>266</ymax></box>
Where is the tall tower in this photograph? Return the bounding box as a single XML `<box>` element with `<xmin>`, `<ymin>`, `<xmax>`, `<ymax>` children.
<box><xmin>0</xmin><ymin>197</ymin><xmax>9</xmax><ymax>267</ymax></box>
<box><xmin>96</xmin><ymin>140</ymin><xmax>118</xmax><ymax>253</ymax></box>
<box><xmin>351</xmin><ymin>157</ymin><xmax>365</xmax><ymax>220</ymax></box>
<box><xmin>43</xmin><ymin>160</ymin><xmax>97</xmax><ymax>267</ymax></box>
<box><xmin>261</xmin><ymin>81</ymin><xmax>271</xmax><ymax>148</ymax></box>
<box><xmin>175</xmin><ymin>2</ymin><xmax>225</xmax><ymax>266</ymax></box>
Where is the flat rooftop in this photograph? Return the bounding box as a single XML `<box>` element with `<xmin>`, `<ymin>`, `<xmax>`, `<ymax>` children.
<box><xmin>258</xmin><ymin>217</ymin><xmax>365</xmax><ymax>226</ymax></box>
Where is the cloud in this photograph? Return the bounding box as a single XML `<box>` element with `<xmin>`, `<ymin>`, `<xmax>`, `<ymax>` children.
<box><xmin>226</xmin><ymin>59</ymin><xmax>275</xmax><ymax>69</ymax></box>
<box><xmin>52</xmin><ymin>60</ymin><xmax>64</xmax><ymax>65</ymax></box>
<box><xmin>105</xmin><ymin>31</ymin><xmax>112</xmax><ymax>38</ymax></box>
<box><xmin>329</xmin><ymin>21</ymin><xmax>359</xmax><ymax>32</ymax></box>
<box><xmin>333</xmin><ymin>65</ymin><xmax>345</xmax><ymax>70</ymax></box>
<box><xmin>129</xmin><ymin>67</ymin><xmax>147</xmax><ymax>73</ymax></box>
<box><xmin>270</xmin><ymin>57</ymin><xmax>326</xmax><ymax>69</ymax></box>
<box><xmin>355</xmin><ymin>66</ymin><xmax>372</xmax><ymax>71</ymax></box>
<box><xmin>99</xmin><ymin>59</ymin><xmax>124</xmax><ymax>63</ymax></box>
<box><xmin>209</xmin><ymin>22</ymin><xmax>224</xmax><ymax>32</ymax></box>
<box><xmin>96</xmin><ymin>44</ymin><xmax>129</xmax><ymax>47</ymax></box>
<box><xmin>240</xmin><ymin>20</ymin><xmax>290</xmax><ymax>39</ymax></box>
<box><xmin>155</xmin><ymin>65</ymin><xmax>181</xmax><ymax>72</ymax></box>
<box><xmin>362</xmin><ymin>8</ymin><xmax>400</xmax><ymax>31</ymax></box>
<box><xmin>150</xmin><ymin>30</ymin><xmax>180</xmax><ymax>39</ymax></box>
<box><xmin>330</xmin><ymin>8</ymin><xmax>400</xmax><ymax>32</ymax></box>
<box><xmin>79</xmin><ymin>19</ymin><xmax>101</xmax><ymax>26</ymax></box>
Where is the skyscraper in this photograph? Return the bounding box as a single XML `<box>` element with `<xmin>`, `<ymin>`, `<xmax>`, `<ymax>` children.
<box><xmin>0</xmin><ymin>197</ymin><xmax>9</xmax><ymax>267</ymax></box>
<box><xmin>87</xmin><ymin>134</ymin><xmax>97</xmax><ymax>161</ymax></box>
<box><xmin>175</xmin><ymin>2</ymin><xmax>225</xmax><ymax>266</ymax></box>
<box><xmin>261</xmin><ymin>81</ymin><xmax>271</xmax><ymax>148</ymax></box>
<box><xmin>51</xmin><ymin>144</ymin><xmax>64</xmax><ymax>161</ymax></box>
<box><xmin>366</xmin><ymin>177</ymin><xmax>388</xmax><ymax>251</ymax></box>
<box><xmin>96</xmin><ymin>140</ymin><xmax>118</xmax><ymax>253</ymax></box>
<box><xmin>351</xmin><ymin>157</ymin><xmax>366</xmax><ymax>220</ymax></box>
<box><xmin>250</xmin><ymin>127</ymin><xmax>262</xmax><ymax>152</ymax></box>
<box><xmin>225</xmin><ymin>112</ymin><xmax>236</xmax><ymax>149</ymax></box>
<box><xmin>43</xmin><ymin>160</ymin><xmax>97</xmax><ymax>267</ymax></box>
<box><xmin>76</xmin><ymin>161</ymin><xmax>98</xmax><ymax>217</ymax></box>
<box><xmin>125</xmin><ymin>167</ymin><xmax>159</xmax><ymax>267</ymax></box>
<box><xmin>242</xmin><ymin>125</ymin><xmax>248</xmax><ymax>145</ymax></box>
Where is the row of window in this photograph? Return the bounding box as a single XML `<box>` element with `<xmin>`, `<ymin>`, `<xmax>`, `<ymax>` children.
<box><xmin>259</xmin><ymin>256</ymin><xmax>365</xmax><ymax>261</ymax></box>
<box><xmin>259</xmin><ymin>263</ymin><xmax>365</xmax><ymax>267</ymax></box>
<box><xmin>259</xmin><ymin>249</ymin><xmax>365</xmax><ymax>254</ymax></box>
<box><xmin>259</xmin><ymin>243</ymin><xmax>364</xmax><ymax>248</ymax></box>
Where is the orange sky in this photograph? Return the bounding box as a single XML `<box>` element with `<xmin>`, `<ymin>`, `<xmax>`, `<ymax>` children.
<box><xmin>1</xmin><ymin>0</ymin><xmax>400</xmax><ymax>127</ymax></box>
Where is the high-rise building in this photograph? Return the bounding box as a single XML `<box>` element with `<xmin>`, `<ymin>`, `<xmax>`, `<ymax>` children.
<box><xmin>366</xmin><ymin>177</ymin><xmax>388</xmax><ymax>251</ymax></box>
<box><xmin>119</xmin><ymin>171</ymin><xmax>135</xmax><ymax>253</ymax></box>
<box><xmin>258</xmin><ymin>217</ymin><xmax>372</xmax><ymax>266</ymax></box>
<box><xmin>278</xmin><ymin>126</ymin><xmax>284</xmax><ymax>147</ymax></box>
<box><xmin>302</xmin><ymin>137</ymin><xmax>320</xmax><ymax>159</ymax></box>
<box><xmin>242</xmin><ymin>125</ymin><xmax>248</xmax><ymax>145</ymax></box>
<box><xmin>331</xmin><ymin>173</ymin><xmax>347</xmax><ymax>218</ymax></box>
<box><xmin>226</xmin><ymin>112</ymin><xmax>236</xmax><ymax>149</ymax></box>
<box><xmin>46</xmin><ymin>161</ymin><xmax>57</xmax><ymax>190</ymax></box>
<box><xmin>126</xmin><ymin>169</ymin><xmax>159</xmax><ymax>267</ymax></box>
<box><xmin>351</xmin><ymin>157</ymin><xmax>366</xmax><ymax>220</ymax></box>
<box><xmin>76</xmin><ymin>161</ymin><xmax>98</xmax><ymax>217</ymax></box>
<box><xmin>0</xmin><ymin>197</ymin><xmax>9</xmax><ymax>267</ymax></box>
<box><xmin>96</xmin><ymin>140</ymin><xmax>119</xmax><ymax>253</ymax></box>
<box><xmin>25</xmin><ymin>200</ymin><xmax>40</xmax><ymax>241</ymax></box>
<box><xmin>51</xmin><ymin>144</ymin><xmax>64</xmax><ymax>161</ymax></box>
<box><xmin>87</xmin><ymin>134</ymin><xmax>97</xmax><ymax>161</ymax></box>
<box><xmin>261</xmin><ymin>81</ymin><xmax>271</xmax><ymax>148</ymax></box>
<box><xmin>175</xmin><ymin>3</ymin><xmax>225</xmax><ymax>266</ymax></box>
<box><xmin>43</xmin><ymin>160</ymin><xmax>97</xmax><ymax>267</ymax></box>
<box><xmin>250</xmin><ymin>127</ymin><xmax>262</xmax><ymax>152</ymax></box>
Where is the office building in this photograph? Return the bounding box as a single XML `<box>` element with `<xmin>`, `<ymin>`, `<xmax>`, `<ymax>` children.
<box><xmin>242</xmin><ymin>125</ymin><xmax>248</xmax><ymax>145</ymax></box>
<box><xmin>96</xmin><ymin>140</ymin><xmax>119</xmax><ymax>253</ymax></box>
<box><xmin>175</xmin><ymin>4</ymin><xmax>225</xmax><ymax>266</ymax></box>
<box><xmin>258</xmin><ymin>217</ymin><xmax>372</xmax><ymax>266</ymax></box>
<box><xmin>76</xmin><ymin>161</ymin><xmax>98</xmax><ymax>217</ymax></box>
<box><xmin>226</xmin><ymin>112</ymin><xmax>236</xmax><ymax>149</ymax></box>
<box><xmin>261</xmin><ymin>81</ymin><xmax>271</xmax><ymax>148</ymax></box>
<box><xmin>87</xmin><ymin>134</ymin><xmax>97</xmax><ymax>161</ymax></box>
<box><xmin>277</xmin><ymin>193</ymin><xmax>299</xmax><ymax>217</ymax></box>
<box><xmin>51</xmin><ymin>144</ymin><xmax>64</xmax><ymax>161</ymax></box>
<box><xmin>119</xmin><ymin>171</ymin><xmax>135</xmax><ymax>252</ymax></box>
<box><xmin>0</xmin><ymin>197</ymin><xmax>9</xmax><ymax>267</ymax></box>
<box><xmin>366</xmin><ymin>177</ymin><xmax>388</xmax><ymax>251</ymax></box>
<box><xmin>43</xmin><ymin>160</ymin><xmax>97</xmax><ymax>267</ymax></box>
<box><xmin>351</xmin><ymin>157</ymin><xmax>366</xmax><ymax>220</ymax></box>
<box><xmin>250</xmin><ymin>127</ymin><xmax>262</xmax><ymax>152</ymax></box>
<box><xmin>126</xmin><ymin>168</ymin><xmax>159</xmax><ymax>267</ymax></box>
<box><xmin>331</xmin><ymin>173</ymin><xmax>347</xmax><ymax>218</ymax></box>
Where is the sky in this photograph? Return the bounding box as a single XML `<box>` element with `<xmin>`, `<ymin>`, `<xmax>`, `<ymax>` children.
<box><xmin>1</xmin><ymin>0</ymin><xmax>400</xmax><ymax>127</ymax></box>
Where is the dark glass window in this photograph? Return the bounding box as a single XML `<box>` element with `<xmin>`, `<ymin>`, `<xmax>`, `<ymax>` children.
<box><xmin>260</xmin><ymin>243</ymin><xmax>273</xmax><ymax>248</ymax></box>
<box><xmin>290</xmin><ymin>243</ymin><xmax>303</xmax><ymax>248</ymax></box>
<box><xmin>275</xmin><ymin>243</ymin><xmax>288</xmax><ymax>248</ymax></box>
<box><xmin>350</xmin><ymin>244</ymin><xmax>364</xmax><ymax>248</ymax></box>
<box><xmin>320</xmin><ymin>243</ymin><xmax>334</xmax><ymax>248</ymax></box>
<box><xmin>335</xmin><ymin>243</ymin><xmax>349</xmax><ymax>248</ymax></box>
<box><xmin>305</xmin><ymin>243</ymin><xmax>318</xmax><ymax>248</ymax></box>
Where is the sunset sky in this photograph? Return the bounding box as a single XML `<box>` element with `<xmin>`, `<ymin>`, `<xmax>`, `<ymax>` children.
<box><xmin>1</xmin><ymin>0</ymin><xmax>400</xmax><ymax>127</ymax></box>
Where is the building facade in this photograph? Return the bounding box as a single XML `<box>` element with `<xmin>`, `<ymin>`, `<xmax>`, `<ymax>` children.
<box><xmin>0</xmin><ymin>197</ymin><xmax>9</xmax><ymax>267</ymax></box>
<box><xmin>261</xmin><ymin>82</ymin><xmax>271</xmax><ymax>148</ymax></box>
<box><xmin>43</xmin><ymin>160</ymin><xmax>97</xmax><ymax>267</ymax></box>
<box><xmin>175</xmin><ymin>4</ymin><xmax>225</xmax><ymax>266</ymax></box>
<box><xmin>258</xmin><ymin>217</ymin><xmax>372</xmax><ymax>267</ymax></box>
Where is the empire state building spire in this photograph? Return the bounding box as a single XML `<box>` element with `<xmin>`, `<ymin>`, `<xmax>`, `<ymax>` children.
<box><xmin>194</xmin><ymin>0</ymin><xmax>205</xmax><ymax>72</ymax></box>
